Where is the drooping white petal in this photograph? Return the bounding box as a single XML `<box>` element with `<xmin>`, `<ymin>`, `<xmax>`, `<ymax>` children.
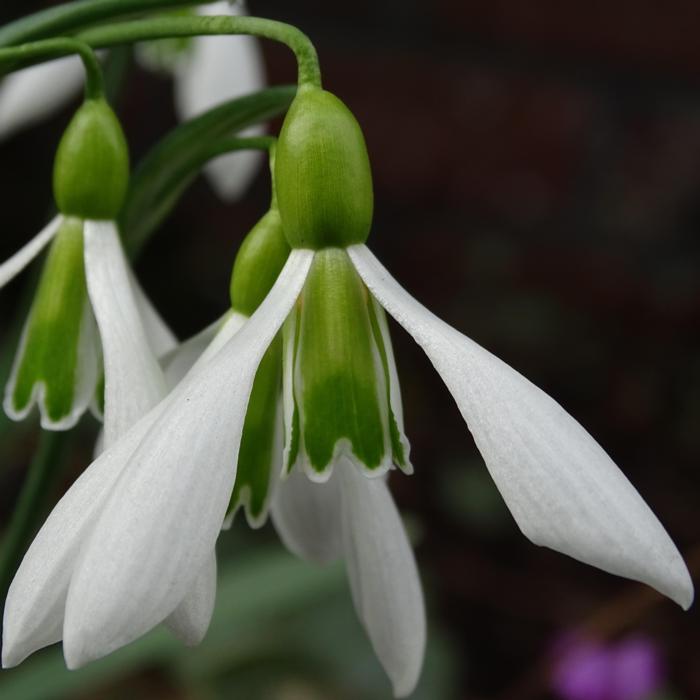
<box><xmin>62</xmin><ymin>249</ymin><xmax>314</xmax><ymax>668</ymax></box>
<box><xmin>164</xmin><ymin>550</ymin><xmax>217</xmax><ymax>646</ymax></box>
<box><xmin>348</xmin><ymin>244</ymin><xmax>694</xmax><ymax>609</ymax></box>
<box><xmin>128</xmin><ymin>268</ymin><xmax>178</xmax><ymax>356</ymax></box>
<box><xmin>83</xmin><ymin>221</ymin><xmax>167</xmax><ymax>445</ymax></box>
<box><xmin>337</xmin><ymin>461</ymin><xmax>425</xmax><ymax>698</ymax></box>
<box><xmin>173</xmin><ymin>1</ymin><xmax>266</xmax><ymax>201</ymax></box>
<box><xmin>1</xmin><ymin>400</ymin><xmax>165</xmax><ymax>668</ymax></box>
<box><xmin>161</xmin><ymin>312</ymin><xmax>247</xmax><ymax>389</ymax></box>
<box><xmin>271</xmin><ymin>464</ymin><xmax>343</xmax><ymax>565</ymax></box>
<box><xmin>0</xmin><ymin>215</ymin><xmax>62</xmax><ymax>289</ymax></box>
<box><xmin>0</xmin><ymin>58</ymin><xmax>84</xmax><ymax>139</ymax></box>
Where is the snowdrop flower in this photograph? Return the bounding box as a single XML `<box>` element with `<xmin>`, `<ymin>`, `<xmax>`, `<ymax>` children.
<box><xmin>0</xmin><ymin>1</ymin><xmax>265</xmax><ymax>201</ymax></box>
<box><xmin>1</xmin><ymin>96</ymin><xmax>170</xmax><ymax>431</ymax></box>
<box><xmin>1</xmin><ymin>184</ymin><xmax>289</xmax><ymax>667</ymax></box>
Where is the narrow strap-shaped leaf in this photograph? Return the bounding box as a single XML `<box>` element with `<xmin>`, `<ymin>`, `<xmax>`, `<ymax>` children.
<box><xmin>0</xmin><ymin>0</ymin><xmax>209</xmax><ymax>48</ymax></box>
<box><xmin>120</xmin><ymin>86</ymin><xmax>295</xmax><ymax>256</ymax></box>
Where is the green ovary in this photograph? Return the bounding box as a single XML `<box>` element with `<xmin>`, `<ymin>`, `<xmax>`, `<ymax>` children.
<box><xmin>295</xmin><ymin>248</ymin><xmax>388</xmax><ymax>474</ymax></box>
<box><xmin>10</xmin><ymin>217</ymin><xmax>88</xmax><ymax>423</ymax></box>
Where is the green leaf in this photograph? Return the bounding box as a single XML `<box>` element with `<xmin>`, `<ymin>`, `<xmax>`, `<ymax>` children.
<box><xmin>119</xmin><ymin>86</ymin><xmax>296</xmax><ymax>256</ymax></box>
<box><xmin>0</xmin><ymin>0</ymin><xmax>209</xmax><ymax>48</ymax></box>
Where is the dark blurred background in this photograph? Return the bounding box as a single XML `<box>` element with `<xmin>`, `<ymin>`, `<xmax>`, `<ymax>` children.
<box><xmin>0</xmin><ymin>2</ymin><xmax>699</xmax><ymax>699</ymax></box>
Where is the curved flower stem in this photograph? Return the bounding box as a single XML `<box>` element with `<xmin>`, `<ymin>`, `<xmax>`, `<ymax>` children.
<box><xmin>77</xmin><ymin>15</ymin><xmax>322</xmax><ymax>88</ymax></box>
<box><xmin>0</xmin><ymin>431</ymin><xmax>71</xmax><ymax>613</ymax></box>
<box><xmin>0</xmin><ymin>0</ymin><xmax>210</xmax><ymax>48</ymax></box>
<box><xmin>0</xmin><ymin>37</ymin><xmax>104</xmax><ymax>99</ymax></box>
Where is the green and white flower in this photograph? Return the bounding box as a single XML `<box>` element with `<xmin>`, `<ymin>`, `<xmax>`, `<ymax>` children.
<box><xmin>2</xmin><ymin>84</ymin><xmax>693</xmax><ymax>700</ymax></box>
<box><xmin>1</xmin><ymin>97</ymin><xmax>170</xmax><ymax>431</ymax></box>
<box><xmin>0</xmin><ymin>1</ymin><xmax>264</xmax><ymax>201</ymax></box>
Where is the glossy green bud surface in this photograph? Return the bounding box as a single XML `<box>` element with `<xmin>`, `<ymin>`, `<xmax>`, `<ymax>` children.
<box><xmin>275</xmin><ymin>88</ymin><xmax>373</xmax><ymax>249</ymax></box>
<box><xmin>53</xmin><ymin>99</ymin><xmax>129</xmax><ymax>220</ymax></box>
<box><xmin>230</xmin><ymin>208</ymin><xmax>290</xmax><ymax>316</ymax></box>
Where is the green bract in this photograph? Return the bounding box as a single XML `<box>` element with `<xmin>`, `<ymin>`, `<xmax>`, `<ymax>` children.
<box><xmin>284</xmin><ymin>248</ymin><xmax>410</xmax><ymax>477</ymax></box>
<box><xmin>53</xmin><ymin>98</ymin><xmax>129</xmax><ymax>220</ymax></box>
<box><xmin>5</xmin><ymin>217</ymin><xmax>98</xmax><ymax>428</ymax></box>
<box><xmin>275</xmin><ymin>88</ymin><xmax>373</xmax><ymax>249</ymax></box>
<box><xmin>229</xmin><ymin>208</ymin><xmax>290</xmax><ymax>317</ymax></box>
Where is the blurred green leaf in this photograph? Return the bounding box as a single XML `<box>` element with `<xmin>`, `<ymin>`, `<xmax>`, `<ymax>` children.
<box><xmin>0</xmin><ymin>548</ymin><xmax>343</xmax><ymax>700</ymax></box>
<box><xmin>119</xmin><ymin>86</ymin><xmax>296</xmax><ymax>257</ymax></box>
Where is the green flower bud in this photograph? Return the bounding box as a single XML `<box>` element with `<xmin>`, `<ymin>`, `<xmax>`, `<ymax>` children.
<box><xmin>229</xmin><ymin>208</ymin><xmax>290</xmax><ymax>316</ymax></box>
<box><xmin>275</xmin><ymin>88</ymin><xmax>373</xmax><ymax>249</ymax></box>
<box><xmin>53</xmin><ymin>99</ymin><xmax>130</xmax><ymax>220</ymax></box>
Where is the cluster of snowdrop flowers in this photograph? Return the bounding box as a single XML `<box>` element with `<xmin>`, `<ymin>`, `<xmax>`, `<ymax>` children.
<box><xmin>0</xmin><ymin>7</ymin><xmax>695</xmax><ymax>700</ymax></box>
<box><xmin>0</xmin><ymin>1</ymin><xmax>264</xmax><ymax>202</ymax></box>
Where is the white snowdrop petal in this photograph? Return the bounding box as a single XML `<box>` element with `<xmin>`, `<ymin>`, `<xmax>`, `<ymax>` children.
<box><xmin>165</xmin><ymin>550</ymin><xmax>217</xmax><ymax>646</ymax></box>
<box><xmin>348</xmin><ymin>244</ymin><xmax>694</xmax><ymax>609</ymax></box>
<box><xmin>2</xmin><ymin>401</ymin><xmax>164</xmax><ymax>668</ymax></box>
<box><xmin>338</xmin><ymin>461</ymin><xmax>426</xmax><ymax>698</ymax></box>
<box><xmin>84</xmin><ymin>221</ymin><xmax>167</xmax><ymax>445</ymax></box>
<box><xmin>0</xmin><ymin>58</ymin><xmax>84</xmax><ymax>139</ymax></box>
<box><xmin>62</xmin><ymin>249</ymin><xmax>313</xmax><ymax>668</ymax></box>
<box><xmin>0</xmin><ymin>215</ymin><xmax>62</xmax><ymax>289</ymax></box>
<box><xmin>271</xmin><ymin>466</ymin><xmax>343</xmax><ymax>565</ymax></box>
<box><xmin>174</xmin><ymin>1</ymin><xmax>266</xmax><ymax>201</ymax></box>
<box><xmin>162</xmin><ymin>312</ymin><xmax>247</xmax><ymax>389</ymax></box>
<box><xmin>128</xmin><ymin>268</ymin><xmax>178</xmax><ymax>356</ymax></box>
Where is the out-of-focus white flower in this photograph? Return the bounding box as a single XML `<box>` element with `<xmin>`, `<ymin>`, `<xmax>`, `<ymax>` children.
<box><xmin>0</xmin><ymin>2</ymin><xmax>265</xmax><ymax>201</ymax></box>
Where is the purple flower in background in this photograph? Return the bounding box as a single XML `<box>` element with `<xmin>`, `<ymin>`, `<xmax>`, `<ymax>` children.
<box><xmin>551</xmin><ymin>634</ymin><xmax>665</xmax><ymax>700</ymax></box>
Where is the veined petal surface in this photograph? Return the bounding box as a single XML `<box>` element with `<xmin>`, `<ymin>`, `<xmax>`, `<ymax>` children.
<box><xmin>0</xmin><ymin>57</ymin><xmax>84</xmax><ymax>139</ymax></box>
<box><xmin>348</xmin><ymin>244</ymin><xmax>694</xmax><ymax>609</ymax></box>
<box><xmin>84</xmin><ymin>220</ymin><xmax>167</xmax><ymax>443</ymax></box>
<box><xmin>162</xmin><ymin>312</ymin><xmax>246</xmax><ymax>389</ymax></box>
<box><xmin>2</xmin><ymin>400</ymin><xmax>165</xmax><ymax>668</ymax></box>
<box><xmin>337</xmin><ymin>461</ymin><xmax>425</xmax><ymax>698</ymax></box>
<box><xmin>62</xmin><ymin>249</ymin><xmax>314</xmax><ymax>668</ymax></box>
<box><xmin>271</xmin><ymin>465</ymin><xmax>343</xmax><ymax>565</ymax></box>
<box><xmin>0</xmin><ymin>215</ymin><xmax>62</xmax><ymax>288</ymax></box>
<box><xmin>173</xmin><ymin>1</ymin><xmax>266</xmax><ymax>201</ymax></box>
<box><xmin>165</xmin><ymin>550</ymin><xmax>217</xmax><ymax>646</ymax></box>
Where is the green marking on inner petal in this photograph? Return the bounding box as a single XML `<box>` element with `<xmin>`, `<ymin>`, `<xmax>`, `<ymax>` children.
<box><xmin>367</xmin><ymin>296</ymin><xmax>408</xmax><ymax>468</ymax></box>
<box><xmin>283</xmin><ymin>309</ymin><xmax>301</xmax><ymax>473</ymax></box>
<box><xmin>229</xmin><ymin>334</ymin><xmax>283</xmax><ymax>524</ymax></box>
<box><xmin>10</xmin><ymin>217</ymin><xmax>88</xmax><ymax>423</ymax></box>
<box><xmin>296</xmin><ymin>248</ymin><xmax>387</xmax><ymax>473</ymax></box>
